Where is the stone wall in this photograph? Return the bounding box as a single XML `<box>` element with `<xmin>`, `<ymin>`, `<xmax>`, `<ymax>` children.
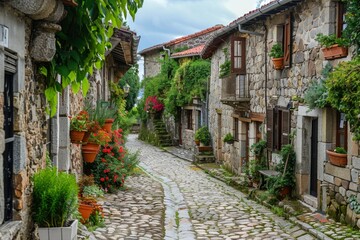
<box><xmin>143</xmin><ymin>51</ymin><xmax>161</xmax><ymax>78</ymax></box>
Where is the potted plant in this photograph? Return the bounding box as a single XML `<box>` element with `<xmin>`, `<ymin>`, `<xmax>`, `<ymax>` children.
<box><xmin>32</xmin><ymin>167</ymin><xmax>78</xmax><ymax>240</ymax></box>
<box><xmin>326</xmin><ymin>147</ymin><xmax>347</xmax><ymax>167</ymax></box>
<box><xmin>69</xmin><ymin>111</ymin><xmax>88</xmax><ymax>143</ymax></box>
<box><xmin>82</xmin><ymin>130</ymin><xmax>111</xmax><ymax>163</ymax></box>
<box><xmin>223</xmin><ymin>133</ymin><xmax>234</xmax><ymax>144</ymax></box>
<box><xmin>315</xmin><ymin>34</ymin><xmax>349</xmax><ymax>60</ymax></box>
<box><xmin>195</xmin><ymin>126</ymin><xmax>211</xmax><ymax>146</ymax></box>
<box><xmin>269</xmin><ymin>43</ymin><xmax>284</xmax><ymax>70</ymax></box>
<box><xmin>78</xmin><ymin>185</ymin><xmax>104</xmax><ymax>223</ymax></box>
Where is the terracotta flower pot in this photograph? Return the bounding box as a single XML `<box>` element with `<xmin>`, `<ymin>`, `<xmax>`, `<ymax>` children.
<box><xmin>102</xmin><ymin>119</ymin><xmax>114</xmax><ymax>133</ymax></box>
<box><xmin>279</xmin><ymin>186</ymin><xmax>291</xmax><ymax>199</ymax></box>
<box><xmin>78</xmin><ymin>203</ymin><xmax>94</xmax><ymax>223</ymax></box>
<box><xmin>82</xmin><ymin>143</ymin><xmax>100</xmax><ymax>163</ymax></box>
<box><xmin>272</xmin><ymin>57</ymin><xmax>284</xmax><ymax>70</ymax></box>
<box><xmin>195</xmin><ymin>140</ymin><xmax>200</xmax><ymax>146</ymax></box>
<box><xmin>70</xmin><ymin>130</ymin><xmax>85</xmax><ymax>143</ymax></box>
<box><xmin>326</xmin><ymin>150</ymin><xmax>347</xmax><ymax>167</ymax></box>
<box><xmin>322</xmin><ymin>44</ymin><xmax>348</xmax><ymax>60</ymax></box>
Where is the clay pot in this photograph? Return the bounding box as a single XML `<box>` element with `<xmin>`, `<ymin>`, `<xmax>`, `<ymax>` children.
<box><xmin>102</xmin><ymin>119</ymin><xmax>114</xmax><ymax>133</ymax></box>
<box><xmin>326</xmin><ymin>150</ymin><xmax>347</xmax><ymax>167</ymax></box>
<box><xmin>82</xmin><ymin>143</ymin><xmax>100</xmax><ymax>163</ymax></box>
<box><xmin>78</xmin><ymin>203</ymin><xmax>94</xmax><ymax>223</ymax></box>
<box><xmin>272</xmin><ymin>57</ymin><xmax>284</xmax><ymax>70</ymax></box>
<box><xmin>70</xmin><ymin>130</ymin><xmax>85</xmax><ymax>143</ymax></box>
<box><xmin>322</xmin><ymin>44</ymin><xmax>348</xmax><ymax>60</ymax></box>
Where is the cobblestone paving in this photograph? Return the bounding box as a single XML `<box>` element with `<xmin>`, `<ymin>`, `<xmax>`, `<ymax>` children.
<box><xmin>126</xmin><ymin>134</ymin><xmax>316</xmax><ymax>240</ymax></box>
<box><xmin>93</xmin><ymin>174</ymin><xmax>165</xmax><ymax>240</ymax></box>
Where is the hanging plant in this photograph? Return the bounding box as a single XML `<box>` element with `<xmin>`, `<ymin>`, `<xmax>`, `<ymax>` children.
<box><xmin>41</xmin><ymin>0</ymin><xmax>143</xmax><ymax>116</ymax></box>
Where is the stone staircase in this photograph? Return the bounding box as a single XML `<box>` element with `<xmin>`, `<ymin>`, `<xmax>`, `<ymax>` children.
<box><xmin>153</xmin><ymin>120</ymin><xmax>173</xmax><ymax>147</ymax></box>
<box><xmin>194</xmin><ymin>146</ymin><xmax>216</xmax><ymax>163</ymax></box>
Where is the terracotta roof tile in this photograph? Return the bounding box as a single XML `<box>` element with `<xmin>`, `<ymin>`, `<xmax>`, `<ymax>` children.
<box><xmin>139</xmin><ymin>24</ymin><xmax>223</xmax><ymax>55</ymax></box>
<box><xmin>171</xmin><ymin>45</ymin><xmax>205</xmax><ymax>58</ymax></box>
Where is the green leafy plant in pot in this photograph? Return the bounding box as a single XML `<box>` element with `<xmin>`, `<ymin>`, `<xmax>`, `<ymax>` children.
<box><xmin>195</xmin><ymin>126</ymin><xmax>211</xmax><ymax>146</ymax></box>
<box><xmin>223</xmin><ymin>133</ymin><xmax>235</xmax><ymax>144</ymax></box>
<box><xmin>32</xmin><ymin>168</ymin><xmax>79</xmax><ymax>240</ymax></box>
<box><xmin>269</xmin><ymin>43</ymin><xmax>284</xmax><ymax>70</ymax></box>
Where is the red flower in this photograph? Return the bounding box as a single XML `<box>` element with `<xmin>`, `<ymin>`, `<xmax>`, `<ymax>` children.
<box><xmin>105</xmin><ymin>177</ymin><xmax>109</xmax><ymax>181</ymax></box>
<box><xmin>100</xmin><ymin>178</ymin><xmax>105</xmax><ymax>182</ymax></box>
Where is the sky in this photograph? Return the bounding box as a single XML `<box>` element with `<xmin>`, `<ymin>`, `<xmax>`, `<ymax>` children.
<box><xmin>126</xmin><ymin>0</ymin><xmax>269</xmax><ymax>81</ymax></box>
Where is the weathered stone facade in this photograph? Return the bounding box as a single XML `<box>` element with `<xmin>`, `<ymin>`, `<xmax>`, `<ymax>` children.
<box><xmin>204</xmin><ymin>0</ymin><xmax>360</xmax><ymax>228</ymax></box>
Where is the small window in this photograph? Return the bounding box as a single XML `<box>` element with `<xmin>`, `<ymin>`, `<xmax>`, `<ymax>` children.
<box><xmin>197</xmin><ymin>110</ymin><xmax>202</xmax><ymax>130</ymax></box>
<box><xmin>231</xmin><ymin>36</ymin><xmax>246</xmax><ymax>74</ymax></box>
<box><xmin>336</xmin><ymin>112</ymin><xmax>347</xmax><ymax>150</ymax></box>
<box><xmin>337</xmin><ymin>2</ymin><xmax>347</xmax><ymax>37</ymax></box>
<box><xmin>186</xmin><ymin>110</ymin><xmax>193</xmax><ymax>130</ymax></box>
<box><xmin>233</xmin><ymin>118</ymin><xmax>239</xmax><ymax>141</ymax></box>
<box><xmin>267</xmin><ymin>108</ymin><xmax>290</xmax><ymax>151</ymax></box>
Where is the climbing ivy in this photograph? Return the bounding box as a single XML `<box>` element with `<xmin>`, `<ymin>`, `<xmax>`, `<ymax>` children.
<box><xmin>343</xmin><ymin>0</ymin><xmax>360</xmax><ymax>54</ymax></box>
<box><xmin>41</xmin><ymin>0</ymin><xmax>143</xmax><ymax>116</ymax></box>
<box><xmin>164</xmin><ymin>58</ymin><xmax>211</xmax><ymax>115</ymax></box>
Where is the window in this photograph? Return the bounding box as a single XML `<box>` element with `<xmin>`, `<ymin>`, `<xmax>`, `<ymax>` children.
<box><xmin>186</xmin><ymin>110</ymin><xmax>193</xmax><ymax>130</ymax></box>
<box><xmin>256</xmin><ymin>122</ymin><xmax>262</xmax><ymax>143</ymax></box>
<box><xmin>283</xmin><ymin>14</ymin><xmax>292</xmax><ymax>67</ymax></box>
<box><xmin>197</xmin><ymin>110</ymin><xmax>202</xmax><ymax>130</ymax></box>
<box><xmin>233</xmin><ymin>118</ymin><xmax>239</xmax><ymax>141</ymax></box>
<box><xmin>231</xmin><ymin>36</ymin><xmax>246</xmax><ymax>74</ymax></box>
<box><xmin>266</xmin><ymin>108</ymin><xmax>290</xmax><ymax>151</ymax></box>
<box><xmin>337</xmin><ymin>2</ymin><xmax>347</xmax><ymax>37</ymax></box>
<box><xmin>336</xmin><ymin>112</ymin><xmax>347</xmax><ymax>149</ymax></box>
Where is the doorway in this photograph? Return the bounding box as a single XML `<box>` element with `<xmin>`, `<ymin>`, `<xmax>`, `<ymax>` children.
<box><xmin>310</xmin><ymin>118</ymin><xmax>318</xmax><ymax>197</ymax></box>
<box><xmin>3</xmin><ymin>72</ymin><xmax>14</xmax><ymax>222</ymax></box>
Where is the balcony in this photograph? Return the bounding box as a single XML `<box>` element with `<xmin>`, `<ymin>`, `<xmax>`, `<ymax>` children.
<box><xmin>221</xmin><ymin>74</ymin><xmax>250</xmax><ymax>110</ymax></box>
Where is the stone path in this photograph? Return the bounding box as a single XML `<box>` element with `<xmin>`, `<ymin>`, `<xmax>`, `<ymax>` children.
<box><xmin>124</xmin><ymin>134</ymin><xmax>316</xmax><ymax>240</ymax></box>
<box><xmin>93</xmin><ymin>174</ymin><xmax>165</xmax><ymax>240</ymax></box>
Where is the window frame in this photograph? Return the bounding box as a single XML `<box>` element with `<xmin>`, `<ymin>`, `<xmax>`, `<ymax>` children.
<box><xmin>186</xmin><ymin>110</ymin><xmax>193</xmax><ymax>130</ymax></box>
<box><xmin>336</xmin><ymin>2</ymin><xmax>346</xmax><ymax>38</ymax></box>
<box><xmin>283</xmin><ymin>14</ymin><xmax>292</xmax><ymax>68</ymax></box>
<box><xmin>231</xmin><ymin>36</ymin><xmax>246</xmax><ymax>75</ymax></box>
<box><xmin>233</xmin><ymin>117</ymin><xmax>239</xmax><ymax>141</ymax></box>
<box><xmin>266</xmin><ymin>107</ymin><xmax>291</xmax><ymax>151</ymax></box>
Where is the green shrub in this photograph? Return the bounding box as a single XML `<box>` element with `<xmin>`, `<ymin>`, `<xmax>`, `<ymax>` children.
<box><xmin>223</xmin><ymin>133</ymin><xmax>234</xmax><ymax>143</ymax></box>
<box><xmin>315</xmin><ymin>33</ymin><xmax>350</xmax><ymax>48</ymax></box>
<box><xmin>195</xmin><ymin>126</ymin><xmax>211</xmax><ymax>146</ymax></box>
<box><xmin>32</xmin><ymin>168</ymin><xmax>78</xmax><ymax>227</ymax></box>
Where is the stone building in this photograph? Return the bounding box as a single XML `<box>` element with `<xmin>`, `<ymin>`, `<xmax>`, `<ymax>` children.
<box><xmin>139</xmin><ymin>25</ymin><xmax>222</xmax><ymax>148</ymax></box>
<box><xmin>201</xmin><ymin>0</ymin><xmax>360</xmax><ymax>228</ymax></box>
<box><xmin>0</xmin><ymin>1</ymin><xmax>139</xmax><ymax>239</ymax></box>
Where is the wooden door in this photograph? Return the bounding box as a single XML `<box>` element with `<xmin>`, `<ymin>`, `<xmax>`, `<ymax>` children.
<box><xmin>310</xmin><ymin>118</ymin><xmax>318</xmax><ymax>197</ymax></box>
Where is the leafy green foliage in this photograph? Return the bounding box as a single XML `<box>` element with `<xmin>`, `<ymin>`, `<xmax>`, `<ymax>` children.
<box><xmin>118</xmin><ymin>65</ymin><xmax>140</xmax><ymax>111</ymax></box>
<box><xmin>343</xmin><ymin>0</ymin><xmax>360</xmax><ymax>54</ymax></box>
<box><xmin>315</xmin><ymin>33</ymin><xmax>350</xmax><ymax>48</ymax></box>
<box><xmin>32</xmin><ymin>168</ymin><xmax>78</xmax><ymax>227</ymax></box>
<box><xmin>304</xmin><ymin>64</ymin><xmax>332</xmax><ymax>109</ymax></box>
<box><xmin>325</xmin><ymin>57</ymin><xmax>360</xmax><ymax>140</ymax></box>
<box><xmin>42</xmin><ymin>0</ymin><xmax>143</xmax><ymax>116</ymax></box>
<box><xmin>219</xmin><ymin>48</ymin><xmax>231</xmax><ymax>78</ymax></box>
<box><xmin>223</xmin><ymin>133</ymin><xmax>234</xmax><ymax>143</ymax></box>
<box><xmin>269</xmin><ymin>43</ymin><xmax>284</xmax><ymax>58</ymax></box>
<box><xmin>334</xmin><ymin>147</ymin><xmax>347</xmax><ymax>154</ymax></box>
<box><xmin>247</xmin><ymin>140</ymin><xmax>267</xmax><ymax>182</ymax></box>
<box><xmin>267</xmin><ymin>144</ymin><xmax>296</xmax><ymax>197</ymax></box>
<box><xmin>164</xmin><ymin>59</ymin><xmax>210</xmax><ymax>115</ymax></box>
<box><xmin>195</xmin><ymin>126</ymin><xmax>211</xmax><ymax>146</ymax></box>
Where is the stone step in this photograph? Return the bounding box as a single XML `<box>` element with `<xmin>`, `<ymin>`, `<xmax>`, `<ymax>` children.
<box><xmin>194</xmin><ymin>154</ymin><xmax>215</xmax><ymax>163</ymax></box>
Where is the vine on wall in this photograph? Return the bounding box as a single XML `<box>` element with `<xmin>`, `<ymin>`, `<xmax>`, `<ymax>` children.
<box><xmin>42</xmin><ymin>0</ymin><xmax>143</xmax><ymax>116</ymax></box>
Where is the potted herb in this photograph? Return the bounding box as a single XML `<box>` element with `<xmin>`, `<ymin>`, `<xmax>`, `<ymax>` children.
<box><xmin>69</xmin><ymin>111</ymin><xmax>88</xmax><ymax>143</ymax></box>
<box><xmin>32</xmin><ymin>168</ymin><xmax>78</xmax><ymax>240</ymax></box>
<box><xmin>326</xmin><ymin>147</ymin><xmax>347</xmax><ymax>167</ymax></box>
<box><xmin>269</xmin><ymin>43</ymin><xmax>284</xmax><ymax>70</ymax></box>
<box><xmin>315</xmin><ymin>34</ymin><xmax>349</xmax><ymax>60</ymax></box>
<box><xmin>223</xmin><ymin>133</ymin><xmax>234</xmax><ymax>144</ymax></box>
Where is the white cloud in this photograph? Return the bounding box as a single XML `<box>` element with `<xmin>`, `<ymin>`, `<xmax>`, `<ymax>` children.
<box><xmin>127</xmin><ymin>0</ymin><xmax>257</xmax><ymax>51</ymax></box>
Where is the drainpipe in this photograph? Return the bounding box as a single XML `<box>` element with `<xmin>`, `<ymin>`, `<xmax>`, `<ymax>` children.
<box><xmin>263</xmin><ymin>21</ymin><xmax>269</xmax><ymax>168</ymax></box>
<box><xmin>162</xmin><ymin>45</ymin><xmax>171</xmax><ymax>58</ymax></box>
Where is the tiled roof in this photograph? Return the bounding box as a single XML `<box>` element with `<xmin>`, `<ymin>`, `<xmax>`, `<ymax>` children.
<box><xmin>139</xmin><ymin>24</ymin><xmax>223</xmax><ymax>55</ymax></box>
<box><xmin>201</xmin><ymin>0</ymin><xmax>302</xmax><ymax>58</ymax></box>
<box><xmin>171</xmin><ymin>45</ymin><xmax>205</xmax><ymax>58</ymax></box>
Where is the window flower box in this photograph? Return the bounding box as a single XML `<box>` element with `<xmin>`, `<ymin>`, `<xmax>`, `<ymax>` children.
<box><xmin>322</xmin><ymin>44</ymin><xmax>348</xmax><ymax>60</ymax></box>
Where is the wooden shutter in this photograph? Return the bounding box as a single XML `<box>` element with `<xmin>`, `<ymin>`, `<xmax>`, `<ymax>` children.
<box><xmin>283</xmin><ymin>14</ymin><xmax>292</xmax><ymax>68</ymax></box>
<box><xmin>5</xmin><ymin>50</ymin><xmax>17</xmax><ymax>73</ymax></box>
<box><xmin>266</xmin><ymin>108</ymin><xmax>274</xmax><ymax>150</ymax></box>
<box><xmin>281</xmin><ymin>109</ymin><xmax>291</xmax><ymax>146</ymax></box>
<box><xmin>231</xmin><ymin>36</ymin><xmax>246</xmax><ymax>74</ymax></box>
<box><xmin>336</xmin><ymin>2</ymin><xmax>345</xmax><ymax>38</ymax></box>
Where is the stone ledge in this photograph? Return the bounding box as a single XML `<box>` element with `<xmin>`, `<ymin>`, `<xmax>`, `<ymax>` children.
<box><xmin>0</xmin><ymin>221</ymin><xmax>22</xmax><ymax>240</ymax></box>
<box><xmin>325</xmin><ymin>163</ymin><xmax>351</xmax><ymax>181</ymax></box>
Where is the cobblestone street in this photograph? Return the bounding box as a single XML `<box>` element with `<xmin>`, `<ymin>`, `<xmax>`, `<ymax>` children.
<box><xmin>109</xmin><ymin>134</ymin><xmax>316</xmax><ymax>240</ymax></box>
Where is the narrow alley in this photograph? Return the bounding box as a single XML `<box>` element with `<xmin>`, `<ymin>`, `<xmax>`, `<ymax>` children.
<box><xmin>94</xmin><ymin>134</ymin><xmax>317</xmax><ymax>240</ymax></box>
